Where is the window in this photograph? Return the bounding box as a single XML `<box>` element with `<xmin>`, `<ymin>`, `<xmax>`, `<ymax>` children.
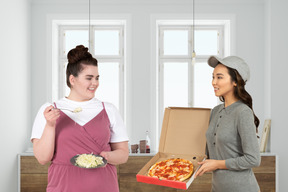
<box><xmin>158</xmin><ymin>22</ymin><xmax>227</xmax><ymax>131</ymax></box>
<box><xmin>56</xmin><ymin>22</ymin><xmax>125</xmax><ymax>115</ymax></box>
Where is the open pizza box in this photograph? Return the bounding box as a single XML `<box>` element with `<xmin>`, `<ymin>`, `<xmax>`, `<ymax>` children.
<box><xmin>136</xmin><ymin>107</ymin><xmax>211</xmax><ymax>190</ymax></box>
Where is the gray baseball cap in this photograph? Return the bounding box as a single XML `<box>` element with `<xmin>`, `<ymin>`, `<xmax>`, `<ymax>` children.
<box><xmin>208</xmin><ymin>55</ymin><xmax>250</xmax><ymax>82</ymax></box>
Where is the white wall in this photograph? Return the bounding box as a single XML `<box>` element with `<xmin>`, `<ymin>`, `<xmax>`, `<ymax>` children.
<box><xmin>269</xmin><ymin>0</ymin><xmax>288</xmax><ymax>191</ymax></box>
<box><xmin>0</xmin><ymin>0</ymin><xmax>30</xmax><ymax>191</ymax></box>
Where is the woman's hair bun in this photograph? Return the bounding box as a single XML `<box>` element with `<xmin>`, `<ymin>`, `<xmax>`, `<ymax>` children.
<box><xmin>67</xmin><ymin>45</ymin><xmax>92</xmax><ymax>64</ymax></box>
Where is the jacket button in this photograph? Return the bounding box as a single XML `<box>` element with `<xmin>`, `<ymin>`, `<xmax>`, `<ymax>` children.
<box><xmin>214</xmin><ymin>133</ymin><xmax>216</xmax><ymax>136</ymax></box>
<box><xmin>213</xmin><ymin>142</ymin><xmax>215</xmax><ymax>145</ymax></box>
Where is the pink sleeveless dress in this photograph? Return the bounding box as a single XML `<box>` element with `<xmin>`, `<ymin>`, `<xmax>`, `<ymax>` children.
<box><xmin>47</xmin><ymin>103</ymin><xmax>119</xmax><ymax>192</ymax></box>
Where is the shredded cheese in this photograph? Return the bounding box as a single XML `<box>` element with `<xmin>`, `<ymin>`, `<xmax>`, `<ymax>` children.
<box><xmin>73</xmin><ymin>107</ymin><xmax>82</xmax><ymax>113</ymax></box>
<box><xmin>75</xmin><ymin>154</ymin><xmax>104</xmax><ymax>168</ymax></box>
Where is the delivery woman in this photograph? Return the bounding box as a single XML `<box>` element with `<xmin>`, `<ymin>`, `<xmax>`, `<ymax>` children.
<box><xmin>195</xmin><ymin>56</ymin><xmax>261</xmax><ymax>192</ymax></box>
<box><xmin>31</xmin><ymin>45</ymin><xmax>129</xmax><ymax>192</ymax></box>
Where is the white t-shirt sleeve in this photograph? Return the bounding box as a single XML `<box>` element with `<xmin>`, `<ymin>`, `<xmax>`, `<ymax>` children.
<box><xmin>105</xmin><ymin>102</ymin><xmax>129</xmax><ymax>143</ymax></box>
<box><xmin>30</xmin><ymin>103</ymin><xmax>52</xmax><ymax>141</ymax></box>
<box><xmin>31</xmin><ymin>100</ymin><xmax>129</xmax><ymax>143</ymax></box>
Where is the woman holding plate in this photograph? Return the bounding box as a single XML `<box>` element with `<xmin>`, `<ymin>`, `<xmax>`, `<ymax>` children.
<box><xmin>31</xmin><ymin>45</ymin><xmax>129</xmax><ymax>192</ymax></box>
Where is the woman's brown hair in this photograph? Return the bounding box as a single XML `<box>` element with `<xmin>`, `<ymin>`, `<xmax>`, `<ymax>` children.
<box><xmin>220</xmin><ymin>66</ymin><xmax>260</xmax><ymax>136</ymax></box>
<box><xmin>66</xmin><ymin>45</ymin><xmax>98</xmax><ymax>88</ymax></box>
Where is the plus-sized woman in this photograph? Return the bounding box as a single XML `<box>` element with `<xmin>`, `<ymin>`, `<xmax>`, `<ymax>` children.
<box><xmin>195</xmin><ymin>56</ymin><xmax>261</xmax><ymax>192</ymax></box>
<box><xmin>31</xmin><ymin>45</ymin><xmax>129</xmax><ymax>192</ymax></box>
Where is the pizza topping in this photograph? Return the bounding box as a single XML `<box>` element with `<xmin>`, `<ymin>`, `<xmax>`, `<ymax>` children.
<box><xmin>148</xmin><ymin>158</ymin><xmax>194</xmax><ymax>182</ymax></box>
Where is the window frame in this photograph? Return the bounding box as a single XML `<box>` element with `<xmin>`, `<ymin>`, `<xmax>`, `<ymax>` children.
<box><xmin>157</xmin><ymin>21</ymin><xmax>228</xmax><ymax>149</ymax></box>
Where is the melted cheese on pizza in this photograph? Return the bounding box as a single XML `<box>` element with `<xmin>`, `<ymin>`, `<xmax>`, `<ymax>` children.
<box><xmin>148</xmin><ymin>158</ymin><xmax>193</xmax><ymax>181</ymax></box>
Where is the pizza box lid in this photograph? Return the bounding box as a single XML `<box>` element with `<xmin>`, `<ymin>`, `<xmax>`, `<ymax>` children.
<box><xmin>136</xmin><ymin>107</ymin><xmax>211</xmax><ymax>189</ymax></box>
<box><xmin>158</xmin><ymin>107</ymin><xmax>211</xmax><ymax>156</ymax></box>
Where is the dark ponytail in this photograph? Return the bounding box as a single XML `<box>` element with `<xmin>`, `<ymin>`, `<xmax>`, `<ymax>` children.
<box><xmin>220</xmin><ymin>67</ymin><xmax>260</xmax><ymax>136</ymax></box>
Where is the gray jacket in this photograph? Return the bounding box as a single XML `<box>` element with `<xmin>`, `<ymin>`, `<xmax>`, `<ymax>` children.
<box><xmin>206</xmin><ymin>101</ymin><xmax>261</xmax><ymax>192</ymax></box>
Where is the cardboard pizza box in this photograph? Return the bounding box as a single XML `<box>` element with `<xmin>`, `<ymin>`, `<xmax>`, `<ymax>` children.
<box><xmin>136</xmin><ymin>107</ymin><xmax>211</xmax><ymax>190</ymax></box>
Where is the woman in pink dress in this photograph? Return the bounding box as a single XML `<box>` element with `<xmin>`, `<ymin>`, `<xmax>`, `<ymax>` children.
<box><xmin>31</xmin><ymin>45</ymin><xmax>129</xmax><ymax>192</ymax></box>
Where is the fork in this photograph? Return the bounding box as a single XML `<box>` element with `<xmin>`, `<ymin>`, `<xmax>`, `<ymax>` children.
<box><xmin>56</xmin><ymin>107</ymin><xmax>83</xmax><ymax>113</ymax></box>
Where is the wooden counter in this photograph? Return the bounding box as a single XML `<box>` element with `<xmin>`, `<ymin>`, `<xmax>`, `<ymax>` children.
<box><xmin>18</xmin><ymin>154</ymin><xmax>276</xmax><ymax>192</ymax></box>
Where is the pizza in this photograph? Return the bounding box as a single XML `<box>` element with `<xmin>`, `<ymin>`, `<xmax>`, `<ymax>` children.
<box><xmin>148</xmin><ymin>158</ymin><xmax>194</xmax><ymax>181</ymax></box>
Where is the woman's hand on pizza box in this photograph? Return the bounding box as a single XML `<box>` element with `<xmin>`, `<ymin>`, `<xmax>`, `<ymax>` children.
<box><xmin>194</xmin><ymin>159</ymin><xmax>227</xmax><ymax>178</ymax></box>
